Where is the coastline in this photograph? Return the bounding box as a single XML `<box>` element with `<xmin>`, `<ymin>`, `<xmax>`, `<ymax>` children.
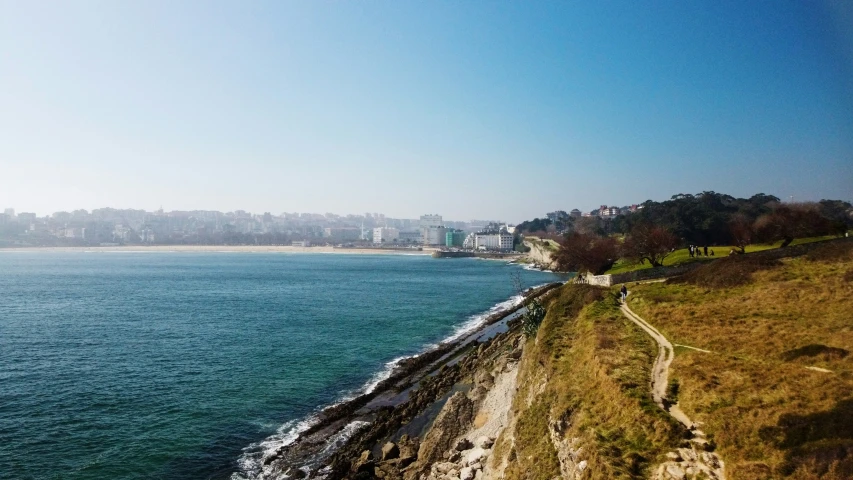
<box><xmin>0</xmin><ymin>245</ymin><xmax>436</xmax><ymax>255</ymax></box>
<box><xmin>236</xmin><ymin>282</ymin><xmax>564</xmax><ymax>480</ymax></box>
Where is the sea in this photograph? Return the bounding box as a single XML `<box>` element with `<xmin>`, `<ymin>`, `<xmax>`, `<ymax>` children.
<box><xmin>0</xmin><ymin>252</ymin><xmax>563</xmax><ymax>480</ymax></box>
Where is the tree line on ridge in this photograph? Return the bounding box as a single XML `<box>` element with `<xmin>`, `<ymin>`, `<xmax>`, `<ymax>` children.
<box><xmin>517</xmin><ymin>192</ymin><xmax>852</xmax><ymax>275</ymax></box>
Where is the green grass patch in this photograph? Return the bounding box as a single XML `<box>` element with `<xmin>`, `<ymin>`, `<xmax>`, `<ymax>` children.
<box><xmin>604</xmin><ymin>236</ymin><xmax>840</xmax><ymax>275</ymax></box>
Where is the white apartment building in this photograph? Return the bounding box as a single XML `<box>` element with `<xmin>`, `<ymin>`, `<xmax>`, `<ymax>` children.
<box><xmin>463</xmin><ymin>232</ymin><xmax>476</xmax><ymax>249</ymax></box>
<box><xmin>419</xmin><ymin>214</ymin><xmax>443</xmax><ymax>228</ymax></box>
<box><xmin>474</xmin><ymin>232</ymin><xmax>513</xmax><ymax>251</ymax></box>
<box><xmin>373</xmin><ymin>227</ymin><xmax>400</xmax><ymax>244</ymax></box>
<box><xmin>422</xmin><ymin>225</ymin><xmax>447</xmax><ymax>246</ymax></box>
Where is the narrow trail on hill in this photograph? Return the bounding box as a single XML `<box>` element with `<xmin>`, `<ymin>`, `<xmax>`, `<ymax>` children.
<box><xmin>620</xmin><ymin>299</ymin><xmax>727</xmax><ymax>480</ymax></box>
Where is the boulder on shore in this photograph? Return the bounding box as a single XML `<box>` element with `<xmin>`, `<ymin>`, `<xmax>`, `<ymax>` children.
<box><xmin>381</xmin><ymin>442</ymin><xmax>399</xmax><ymax>461</ymax></box>
<box><xmin>352</xmin><ymin>450</ymin><xmax>375</xmax><ymax>474</ymax></box>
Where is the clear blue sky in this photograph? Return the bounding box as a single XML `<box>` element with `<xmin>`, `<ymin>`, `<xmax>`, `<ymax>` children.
<box><xmin>1</xmin><ymin>1</ymin><xmax>851</xmax><ymax>222</ymax></box>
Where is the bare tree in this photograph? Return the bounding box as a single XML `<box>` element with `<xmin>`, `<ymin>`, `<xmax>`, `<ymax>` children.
<box><xmin>754</xmin><ymin>203</ymin><xmax>833</xmax><ymax>247</ymax></box>
<box><xmin>621</xmin><ymin>225</ymin><xmax>678</xmax><ymax>267</ymax></box>
<box><xmin>574</xmin><ymin>216</ymin><xmax>602</xmax><ymax>236</ymax></box>
<box><xmin>553</xmin><ymin>233</ymin><xmax>618</xmax><ymax>274</ymax></box>
<box><xmin>728</xmin><ymin>213</ymin><xmax>753</xmax><ymax>254</ymax></box>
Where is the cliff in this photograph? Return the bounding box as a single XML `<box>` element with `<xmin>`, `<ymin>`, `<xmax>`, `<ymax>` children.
<box><xmin>282</xmin><ymin>240</ymin><xmax>852</xmax><ymax>480</ymax></box>
<box><xmin>522</xmin><ymin>239</ymin><xmax>557</xmax><ymax>270</ymax></box>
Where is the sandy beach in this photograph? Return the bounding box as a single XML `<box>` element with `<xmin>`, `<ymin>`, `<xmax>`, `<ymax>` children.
<box><xmin>0</xmin><ymin>245</ymin><xmax>437</xmax><ymax>255</ymax></box>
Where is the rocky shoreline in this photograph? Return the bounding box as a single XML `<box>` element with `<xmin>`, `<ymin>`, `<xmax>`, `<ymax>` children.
<box><xmin>257</xmin><ymin>282</ymin><xmax>563</xmax><ymax>480</ymax></box>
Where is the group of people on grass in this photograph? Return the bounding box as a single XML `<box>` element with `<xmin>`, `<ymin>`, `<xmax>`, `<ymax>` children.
<box><xmin>688</xmin><ymin>244</ymin><xmax>714</xmax><ymax>258</ymax></box>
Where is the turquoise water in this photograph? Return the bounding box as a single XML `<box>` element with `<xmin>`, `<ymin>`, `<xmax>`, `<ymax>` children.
<box><xmin>0</xmin><ymin>252</ymin><xmax>562</xmax><ymax>480</ymax></box>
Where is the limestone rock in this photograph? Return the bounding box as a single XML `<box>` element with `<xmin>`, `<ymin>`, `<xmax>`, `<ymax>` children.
<box><xmin>464</xmin><ymin>447</ymin><xmax>489</xmax><ymax>466</ymax></box>
<box><xmin>352</xmin><ymin>450</ymin><xmax>375</xmax><ymax>474</ymax></box>
<box><xmin>473</xmin><ymin>436</ymin><xmax>494</xmax><ymax>449</ymax></box>
<box><xmin>398</xmin><ymin>435</ymin><xmax>419</xmax><ymax>467</ymax></box>
<box><xmin>454</xmin><ymin>438</ymin><xmax>474</xmax><ymax>451</ymax></box>
<box><xmin>474</xmin><ymin>370</ymin><xmax>494</xmax><ymax>389</ymax></box>
<box><xmin>415</xmin><ymin>392</ymin><xmax>475</xmax><ymax>466</ymax></box>
<box><xmin>434</xmin><ymin>462</ymin><xmax>457</xmax><ymax>474</ymax></box>
<box><xmin>382</xmin><ymin>442</ymin><xmax>400</xmax><ymax>461</ymax></box>
<box><xmin>665</xmin><ymin>463</ymin><xmax>686</xmax><ymax>480</ymax></box>
<box><xmin>460</xmin><ymin>466</ymin><xmax>475</xmax><ymax>480</ymax></box>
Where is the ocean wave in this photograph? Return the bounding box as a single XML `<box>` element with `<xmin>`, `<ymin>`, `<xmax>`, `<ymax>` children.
<box><xmin>522</xmin><ymin>263</ymin><xmax>553</xmax><ymax>272</ymax></box>
<box><xmin>231</xmin><ymin>417</ymin><xmax>318</xmax><ymax>480</ymax></box>
<box><xmin>337</xmin><ymin>354</ymin><xmax>412</xmax><ymax>403</ymax></box>
<box><xmin>440</xmin><ymin>294</ymin><xmax>525</xmax><ymax>344</ymax></box>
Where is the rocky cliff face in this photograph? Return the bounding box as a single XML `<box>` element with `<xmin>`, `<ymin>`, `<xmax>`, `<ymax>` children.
<box><xmin>337</xmin><ymin>326</ymin><xmax>529</xmax><ymax>480</ymax></box>
<box><xmin>329</xmin><ymin>283</ymin><xmax>689</xmax><ymax>480</ymax></box>
<box><xmin>522</xmin><ymin>240</ymin><xmax>555</xmax><ymax>270</ymax></box>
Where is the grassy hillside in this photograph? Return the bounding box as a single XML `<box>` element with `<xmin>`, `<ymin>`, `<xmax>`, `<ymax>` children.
<box><xmin>625</xmin><ymin>241</ymin><xmax>853</xmax><ymax>478</ymax></box>
<box><xmin>494</xmin><ymin>285</ymin><xmax>684</xmax><ymax>479</ymax></box>
<box><xmin>605</xmin><ymin>236</ymin><xmax>840</xmax><ymax>275</ymax></box>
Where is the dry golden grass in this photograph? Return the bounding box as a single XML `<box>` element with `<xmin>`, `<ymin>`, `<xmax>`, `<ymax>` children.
<box><xmin>626</xmin><ymin>242</ymin><xmax>853</xmax><ymax>479</ymax></box>
<box><xmin>499</xmin><ymin>285</ymin><xmax>684</xmax><ymax>479</ymax></box>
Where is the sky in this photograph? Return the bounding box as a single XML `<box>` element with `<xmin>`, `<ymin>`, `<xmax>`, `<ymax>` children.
<box><xmin>1</xmin><ymin>1</ymin><xmax>852</xmax><ymax>223</ymax></box>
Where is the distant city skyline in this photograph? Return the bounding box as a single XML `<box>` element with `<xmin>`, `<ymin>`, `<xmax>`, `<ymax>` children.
<box><xmin>0</xmin><ymin>188</ymin><xmax>840</xmax><ymax>225</ymax></box>
<box><xmin>2</xmin><ymin>2</ymin><xmax>851</xmax><ymax>221</ymax></box>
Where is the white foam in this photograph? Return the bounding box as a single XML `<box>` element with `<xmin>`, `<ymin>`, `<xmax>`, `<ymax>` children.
<box><xmin>231</xmin><ymin>416</ymin><xmax>318</xmax><ymax>480</ymax></box>
<box><xmin>522</xmin><ymin>263</ymin><xmax>553</xmax><ymax>272</ymax></box>
<box><xmin>306</xmin><ymin>420</ymin><xmax>370</xmax><ymax>471</ymax></box>
<box><xmin>336</xmin><ymin>355</ymin><xmax>411</xmax><ymax>403</ymax></box>
<box><xmin>440</xmin><ymin>294</ymin><xmax>525</xmax><ymax>344</ymax></box>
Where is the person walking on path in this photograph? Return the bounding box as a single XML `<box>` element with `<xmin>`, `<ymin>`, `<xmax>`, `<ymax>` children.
<box><xmin>620</xmin><ymin>284</ymin><xmax>628</xmax><ymax>303</ymax></box>
<box><xmin>703</xmin><ymin>245</ymin><xmax>708</xmax><ymax>256</ymax></box>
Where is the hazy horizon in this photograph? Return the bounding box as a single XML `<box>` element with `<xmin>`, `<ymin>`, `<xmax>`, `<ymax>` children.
<box><xmin>2</xmin><ymin>1</ymin><xmax>852</xmax><ymax>221</ymax></box>
<box><xmin>0</xmin><ymin>187</ymin><xmax>845</xmax><ymax>226</ymax></box>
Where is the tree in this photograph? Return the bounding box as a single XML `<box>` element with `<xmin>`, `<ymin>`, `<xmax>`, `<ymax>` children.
<box><xmin>574</xmin><ymin>216</ymin><xmax>604</xmax><ymax>236</ymax></box>
<box><xmin>621</xmin><ymin>225</ymin><xmax>678</xmax><ymax>267</ymax></box>
<box><xmin>516</xmin><ymin>217</ymin><xmax>552</xmax><ymax>233</ymax></box>
<box><xmin>553</xmin><ymin>233</ymin><xmax>618</xmax><ymax>274</ymax></box>
<box><xmin>512</xmin><ymin>273</ymin><xmax>546</xmax><ymax>338</ymax></box>
<box><xmin>754</xmin><ymin>203</ymin><xmax>834</xmax><ymax>247</ymax></box>
<box><xmin>818</xmin><ymin>199</ymin><xmax>853</xmax><ymax>234</ymax></box>
<box><xmin>728</xmin><ymin>213</ymin><xmax>753</xmax><ymax>254</ymax></box>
